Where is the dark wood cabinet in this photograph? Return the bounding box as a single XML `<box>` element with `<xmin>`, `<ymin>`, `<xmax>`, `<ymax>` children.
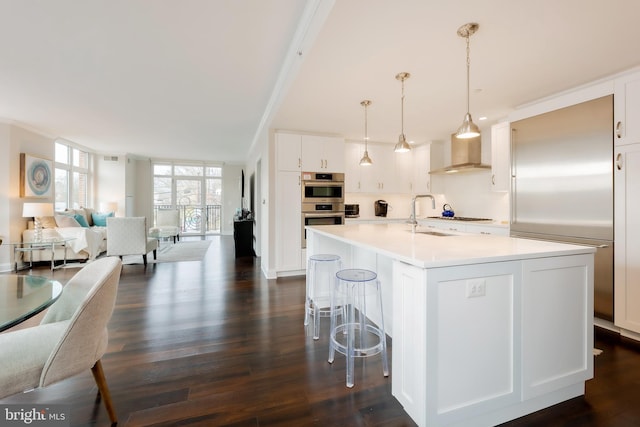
<box><xmin>233</xmin><ymin>220</ymin><xmax>254</xmax><ymax>258</ymax></box>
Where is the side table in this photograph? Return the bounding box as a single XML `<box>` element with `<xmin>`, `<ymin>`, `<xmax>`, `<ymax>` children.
<box><xmin>10</xmin><ymin>237</ymin><xmax>75</xmax><ymax>272</ymax></box>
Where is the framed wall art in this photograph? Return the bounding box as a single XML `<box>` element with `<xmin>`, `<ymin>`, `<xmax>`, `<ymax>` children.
<box><xmin>20</xmin><ymin>153</ymin><xmax>53</xmax><ymax>198</ymax></box>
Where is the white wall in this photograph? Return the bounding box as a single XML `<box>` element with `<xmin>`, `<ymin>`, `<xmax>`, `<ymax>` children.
<box><xmin>222</xmin><ymin>163</ymin><xmax>243</xmax><ymax>235</ymax></box>
<box><xmin>0</xmin><ymin>124</ymin><xmax>55</xmax><ymax>271</ymax></box>
<box><xmin>95</xmin><ymin>154</ymin><xmax>126</xmax><ymax>216</ymax></box>
<box><xmin>245</xmin><ymin>126</ymin><xmax>271</xmax><ymax>272</ymax></box>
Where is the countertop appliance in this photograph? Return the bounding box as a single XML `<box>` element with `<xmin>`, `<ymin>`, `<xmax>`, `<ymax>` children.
<box><xmin>301</xmin><ymin>172</ymin><xmax>345</xmax><ymax>249</ymax></box>
<box><xmin>510</xmin><ymin>94</ymin><xmax>614</xmax><ymax>321</ymax></box>
<box><xmin>374</xmin><ymin>200</ymin><xmax>388</xmax><ymax>217</ymax></box>
<box><xmin>345</xmin><ymin>204</ymin><xmax>359</xmax><ymax>218</ymax></box>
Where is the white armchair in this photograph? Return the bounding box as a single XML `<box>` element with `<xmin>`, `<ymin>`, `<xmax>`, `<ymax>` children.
<box><xmin>106</xmin><ymin>217</ymin><xmax>158</xmax><ymax>265</ymax></box>
<box><xmin>151</xmin><ymin>209</ymin><xmax>181</xmax><ymax>243</ymax></box>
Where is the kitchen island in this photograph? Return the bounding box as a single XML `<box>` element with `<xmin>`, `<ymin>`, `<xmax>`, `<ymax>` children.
<box><xmin>306</xmin><ymin>223</ymin><xmax>595</xmax><ymax>427</ymax></box>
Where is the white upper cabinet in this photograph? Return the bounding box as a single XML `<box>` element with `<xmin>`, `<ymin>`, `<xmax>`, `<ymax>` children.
<box><xmin>614</xmin><ymin>72</ymin><xmax>640</xmax><ymax>146</ymax></box>
<box><xmin>301</xmin><ymin>135</ymin><xmax>345</xmax><ymax>172</ymax></box>
<box><xmin>276</xmin><ymin>132</ymin><xmax>345</xmax><ymax>173</ymax></box>
<box><xmin>412</xmin><ymin>144</ymin><xmax>432</xmax><ymax>194</ymax></box>
<box><xmin>394</xmin><ymin>149</ymin><xmax>414</xmax><ymax>194</ymax></box>
<box><xmin>276</xmin><ymin>133</ymin><xmax>302</xmax><ymax>171</ymax></box>
<box><xmin>490</xmin><ymin>122</ymin><xmax>511</xmax><ymax>192</ymax></box>
<box><xmin>344</xmin><ymin>142</ymin><xmax>364</xmax><ymax>192</ymax></box>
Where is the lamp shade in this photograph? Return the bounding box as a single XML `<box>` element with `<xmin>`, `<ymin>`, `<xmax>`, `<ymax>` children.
<box><xmin>455</xmin><ymin>113</ymin><xmax>481</xmax><ymax>139</ymax></box>
<box><xmin>22</xmin><ymin>202</ymin><xmax>54</xmax><ymax>218</ymax></box>
<box><xmin>99</xmin><ymin>202</ymin><xmax>118</xmax><ymax>213</ymax></box>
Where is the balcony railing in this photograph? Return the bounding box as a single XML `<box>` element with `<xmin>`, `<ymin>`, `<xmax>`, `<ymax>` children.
<box><xmin>154</xmin><ymin>204</ymin><xmax>221</xmax><ymax>234</ymax></box>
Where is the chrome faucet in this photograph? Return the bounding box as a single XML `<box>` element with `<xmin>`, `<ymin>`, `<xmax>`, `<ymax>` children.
<box><xmin>409</xmin><ymin>194</ymin><xmax>435</xmax><ymax>233</ymax></box>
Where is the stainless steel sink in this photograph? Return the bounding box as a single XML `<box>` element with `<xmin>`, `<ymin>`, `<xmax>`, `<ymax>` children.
<box><xmin>410</xmin><ymin>230</ymin><xmax>453</xmax><ymax>236</ymax></box>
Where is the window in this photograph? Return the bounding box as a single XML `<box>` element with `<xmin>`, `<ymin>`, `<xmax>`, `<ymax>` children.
<box><xmin>55</xmin><ymin>142</ymin><xmax>92</xmax><ymax>211</ymax></box>
<box><xmin>153</xmin><ymin>162</ymin><xmax>223</xmax><ymax>234</ymax></box>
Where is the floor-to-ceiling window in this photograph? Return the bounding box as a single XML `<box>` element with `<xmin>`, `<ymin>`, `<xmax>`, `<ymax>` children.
<box><xmin>54</xmin><ymin>141</ymin><xmax>92</xmax><ymax>211</ymax></box>
<box><xmin>152</xmin><ymin>162</ymin><xmax>222</xmax><ymax>235</ymax></box>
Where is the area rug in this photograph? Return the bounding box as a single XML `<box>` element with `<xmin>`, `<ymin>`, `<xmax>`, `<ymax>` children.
<box><xmin>123</xmin><ymin>240</ymin><xmax>211</xmax><ymax>264</ymax></box>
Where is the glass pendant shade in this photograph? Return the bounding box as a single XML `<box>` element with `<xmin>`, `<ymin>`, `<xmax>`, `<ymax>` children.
<box><xmin>455</xmin><ymin>112</ymin><xmax>480</xmax><ymax>139</ymax></box>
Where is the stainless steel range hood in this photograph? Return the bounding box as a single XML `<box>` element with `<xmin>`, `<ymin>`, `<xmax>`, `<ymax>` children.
<box><xmin>429</xmin><ymin>133</ymin><xmax>491</xmax><ymax>174</ymax></box>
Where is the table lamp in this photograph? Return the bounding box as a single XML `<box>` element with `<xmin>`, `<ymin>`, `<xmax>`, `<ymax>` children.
<box><xmin>23</xmin><ymin>202</ymin><xmax>54</xmax><ymax>242</ymax></box>
<box><xmin>99</xmin><ymin>201</ymin><xmax>118</xmax><ymax>214</ymax></box>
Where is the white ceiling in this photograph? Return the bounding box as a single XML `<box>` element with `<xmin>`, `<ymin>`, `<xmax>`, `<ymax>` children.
<box><xmin>2</xmin><ymin>0</ymin><xmax>640</xmax><ymax>162</ymax></box>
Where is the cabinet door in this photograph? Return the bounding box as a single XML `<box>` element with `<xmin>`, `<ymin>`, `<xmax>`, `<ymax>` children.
<box><xmin>394</xmin><ymin>148</ymin><xmax>414</xmax><ymax>194</ymax></box>
<box><xmin>392</xmin><ymin>260</ymin><xmax>427</xmax><ymax>427</ymax></box>
<box><xmin>614</xmin><ymin>143</ymin><xmax>640</xmax><ymax>333</ymax></box>
<box><xmin>413</xmin><ymin>144</ymin><xmax>431</xmax><ymax>194</ymax></box>
<box><xmin>344</xmin><ymin>142</ymin><xmax>363</xmax><ymax>192</ymax></box>
<box><xmin>614</xmin><ymin>73</ymin><xmax>640</xmax><ymax>146</ymax></box>
<box><xmin>301</xmin><ymin>135</ymin><xmax>325</xmax><ymax>171</ymax></box>
<box><xmin>465</xmin><ymin>224</ymin><xmax>509</xmax><ymax>236</ymax></box>
<box><xmin>300</xmin><ymin>135</ymin><xmax>345</xmax><ymax>172</ymax></box>
<box><xmin>275</xmin><ymin>171</ymin><xmax>302</xmax><ymax>272</ymax></box>
<box><xmin>276</xmin><ymin>133</ymin><xmax>301</xmax><ymax>171</ymax></box>
<box><xmin>522</xmin><ymin>255</ymin><xmax>593</xmax><ymax>399</ymax></box>
<box><xmin>361</xmin><ymin>143</ymin><xmax>395</xmax><ymax>193</ymax></box>
<box><xmin>491</xmin><ymin>122</ymin><xmax>511</xmax><ymax>192</ymax></box>
<box><xmin>321</xmin><ymin>137</ymin><xmax>345</xmax><ymax>172</ymax></box>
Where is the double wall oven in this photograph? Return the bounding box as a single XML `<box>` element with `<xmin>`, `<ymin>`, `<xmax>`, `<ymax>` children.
<box><xmin>301</xmin><ymin>172</ymin><xmax>345</xmax><ymax>248</ymax></box>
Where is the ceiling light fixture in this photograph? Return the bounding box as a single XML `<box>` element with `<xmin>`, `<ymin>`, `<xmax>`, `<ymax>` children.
<box><xmin>455</xmin><ymin>22</ymin><xmax>481</xmax><ymax>139</ymax></box>
<box><xmin>359</xmin><ymin>100</ymin><xmax>373</xmax><ymax>166</ymax></box>
<box><xmin>394</xmin><ymin>72</ymin><xmax>412</xmax><ymax>153</ymax></box>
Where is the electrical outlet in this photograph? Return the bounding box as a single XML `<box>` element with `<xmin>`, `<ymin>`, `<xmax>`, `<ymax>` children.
<box><xmin>465</xmin><ymin>279</ymin><xmax>486</xmax><ymax>298</ymax></box>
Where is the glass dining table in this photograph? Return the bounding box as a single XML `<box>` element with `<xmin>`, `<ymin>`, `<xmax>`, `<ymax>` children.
<box><xmin>0</xmin><ymin>275</ymin><xmax>63</xmax><ymax>332</ymax></box>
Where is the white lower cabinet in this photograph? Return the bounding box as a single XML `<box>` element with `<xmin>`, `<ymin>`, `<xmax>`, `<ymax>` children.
<box><xmin>418</xmin><ymin>220</ymin><xmax>509</xmax><ymax>236</ymax></box>
<box><xmin>392</xmin><ymin>254</ymin><xmax>593</xmax><ymax>427</ymax></box>
<box><xmin>275</xmin><ymin>170</ymin><xmax>302</xmax><ymax>273</ymax></box>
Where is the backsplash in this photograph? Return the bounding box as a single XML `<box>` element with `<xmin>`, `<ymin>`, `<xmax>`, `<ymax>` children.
<box><xmin>345</xmin><ymin>172</ymin><xmax>509</xmax><ymax>223</ymax></box>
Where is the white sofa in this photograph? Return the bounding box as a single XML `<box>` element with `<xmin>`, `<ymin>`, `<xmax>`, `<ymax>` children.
<box><xmin>21</xmin><ymin>208</ymin><xmax>109</xmax><ymax>262</ymax></box>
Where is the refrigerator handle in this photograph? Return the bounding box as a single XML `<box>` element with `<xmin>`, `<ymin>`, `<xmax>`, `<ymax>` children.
<box><xmin>616</xmin><ymin>153</ymin><xmax>623</xmax><ymax>170</ymax></box>
<box><xmin>616</xmin><ymin>121</ymin><xmax>622</xmax><ymax>139</ymax></box>
<box><xmin>510</xmin><ymin>127</ymin><xmax>517</xmax><ymax>223</ymax></box>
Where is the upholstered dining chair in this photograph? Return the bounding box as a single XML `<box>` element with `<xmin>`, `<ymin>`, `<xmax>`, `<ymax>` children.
<box><xmin>106</xmin><ymin>216</ymin><xmax>158</xmax><ymax>265</ymax></box>
<box><xmin>0</xmin><ymin>256</ymin><xmax>123</xmax><ymax>424</ymax></box>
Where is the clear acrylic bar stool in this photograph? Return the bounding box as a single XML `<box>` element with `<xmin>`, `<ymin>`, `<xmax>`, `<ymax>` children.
<box><xmin>328</xmin><ymin>268</ymin><xmax>389</xmax><ymax>388</ymax></box>
<box><xmin>305</xmin><ymin>254</ymin><xmax>342</xmax><ymax>340</ymax></box>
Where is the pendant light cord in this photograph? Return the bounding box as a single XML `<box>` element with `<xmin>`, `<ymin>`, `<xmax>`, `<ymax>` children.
<box><xmin>400</xmin><ymin>78</ymin><xmax>405</xmax><ymax>135</ymax></box>
<box><xmin>465</xmin><ymin>34</ymin><xmax>471</xmax><ymax>114</ymax></box>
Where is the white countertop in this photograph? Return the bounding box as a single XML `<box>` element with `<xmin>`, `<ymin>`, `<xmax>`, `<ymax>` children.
<box><xmin>346</xmin><ymin>216</ymin><xmax>509</xmax><ymax>229</ymax></box>
<box><xmin>307</xmin><ymin>223</ymin><xmax>594</xmax><ymax>269</ymax></box>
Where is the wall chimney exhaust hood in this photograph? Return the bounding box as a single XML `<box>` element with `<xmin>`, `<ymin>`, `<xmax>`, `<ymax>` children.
<box><xmin>429</xmin><ymin>133</ymin><xmax>491</xmax><ymax>174</ymax></box>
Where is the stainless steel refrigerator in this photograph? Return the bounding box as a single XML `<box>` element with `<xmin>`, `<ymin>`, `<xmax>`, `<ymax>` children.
<box><xmin>510</xmin><ymin>95</ymin><xmax>614</xmax><ymax>321</ymax></box>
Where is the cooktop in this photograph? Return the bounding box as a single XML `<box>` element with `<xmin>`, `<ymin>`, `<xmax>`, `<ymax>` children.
<box><xmin>426</xmin><ymin>216</ymin><xmax>493</xmax><ymax>222</ymax></box>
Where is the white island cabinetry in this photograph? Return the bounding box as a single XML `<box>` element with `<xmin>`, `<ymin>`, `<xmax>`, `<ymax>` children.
<box><xmin>306</xmin><ymin>223</ymin><xmax>594</xmax><ymax>427</ymax></box>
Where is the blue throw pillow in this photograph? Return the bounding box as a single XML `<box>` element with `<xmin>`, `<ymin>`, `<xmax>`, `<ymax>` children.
<box><xmin>74</xmin><ymin>213</ymin><xmax>90</xmax><ymax>228</ymax></box>
<box><xmin>92</xmin><ymin>211</ymin><xmax>114</xmax><ymax>227</ymax></box>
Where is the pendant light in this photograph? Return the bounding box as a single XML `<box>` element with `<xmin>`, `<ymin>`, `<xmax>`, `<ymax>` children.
<box><xmin>359</xmin><ymin>100</ymin><xmax>373</xmax><ymax>166</ymax></box>
<box><xmin>394</xmin><ymin>72</ymin><xmax>412</xmax><ymax>153</ymax></box>
<box><xmin>455</xmin><ymin>22</ymin><xmax>481</xmax><ymax>139</ymax></box>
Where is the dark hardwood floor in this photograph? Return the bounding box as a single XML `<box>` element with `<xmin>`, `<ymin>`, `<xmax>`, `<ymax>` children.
<box><xmin>2</xmin><ymin>235</ymin><xmax>640</xmax><ymax>426</ymax></box>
